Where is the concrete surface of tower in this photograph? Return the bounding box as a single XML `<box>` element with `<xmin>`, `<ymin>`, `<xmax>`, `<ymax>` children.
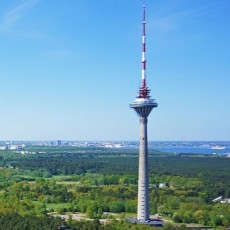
<box><xmin>130</xmin><ymin>2</ymin><xmax>158</xmax><ymax>222</ymax></box>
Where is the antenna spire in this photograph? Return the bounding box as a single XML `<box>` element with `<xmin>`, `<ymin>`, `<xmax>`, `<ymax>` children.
<box><xmin>138</xmin><ymin>2</ymin><xmax>150</xmax><ymax>99</ymax></box>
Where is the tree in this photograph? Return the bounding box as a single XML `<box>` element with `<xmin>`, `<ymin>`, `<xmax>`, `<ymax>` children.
<box><xmin>172</xmin><ymin>212</ymin><xmax>183</xmax><ymax>223</ymax></box>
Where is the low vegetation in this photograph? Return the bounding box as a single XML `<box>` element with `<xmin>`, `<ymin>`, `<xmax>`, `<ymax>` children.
<box><xmin>0</xmin><ymin>146</ymin><xmax>230</xmax><ymax>229</ymax></box>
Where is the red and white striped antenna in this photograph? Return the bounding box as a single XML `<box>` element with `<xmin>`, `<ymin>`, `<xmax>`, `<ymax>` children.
<box><xmin>138</xmin><ymin>1</ymin><xmax>150</xmax><ymax>99</ymax></box>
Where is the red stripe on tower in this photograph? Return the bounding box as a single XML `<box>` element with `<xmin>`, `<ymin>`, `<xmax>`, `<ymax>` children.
<box><xmin>142</xmin><ymin>43</ymin><xmax>146</xmax><ymax>52</ymax></box>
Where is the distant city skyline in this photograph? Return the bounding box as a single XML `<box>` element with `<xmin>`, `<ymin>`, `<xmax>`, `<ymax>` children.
<box><xmin>0</xmin><ymin>0</ymin><xmax>230</xmax><ymax>141</ymax></box>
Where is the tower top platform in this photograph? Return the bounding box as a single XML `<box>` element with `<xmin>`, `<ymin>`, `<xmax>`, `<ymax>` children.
<box><xmin>130</xmin><ymin>98</ymin><xmax>158</xmax><ymax>108</ymax></box>
<box><xmin>131</xmin><ymin>98</ymin><xmax>158</xmax><ymax>106</ymax></box>
<box><xmin>130</xmin><ymin>98</ymin><xmax>157</xmax><ymax>118</ymax></box>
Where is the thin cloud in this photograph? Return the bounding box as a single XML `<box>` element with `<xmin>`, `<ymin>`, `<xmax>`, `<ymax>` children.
<box><xmin>0</xmin><ymin>0</ymin><xmax>41</xmax><ymax>33</ymax></box>
<box><xmin>43</xmin><ymin>49</ymin><xmax>72</xmax><ymax>60</ymax></box>
<box><xmin>150</xmin><ymin>1</ymin><xmax>221</xmax><ymax>32</ymax></box>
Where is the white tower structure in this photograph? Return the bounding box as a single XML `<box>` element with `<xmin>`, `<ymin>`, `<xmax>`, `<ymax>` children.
<box><xmin>130</xmin><ymin>3</ymin><xmax>158</xmax><ymax>222</ymax></box>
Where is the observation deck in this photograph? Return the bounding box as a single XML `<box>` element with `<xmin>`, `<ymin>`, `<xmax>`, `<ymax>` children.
<box><xmin>130</xmin><ymin>98</ymin><xmax>158</xmax><ymax>118</ymax></box>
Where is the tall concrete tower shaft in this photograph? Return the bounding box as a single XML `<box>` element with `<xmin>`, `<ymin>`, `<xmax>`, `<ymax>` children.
<box><xmin>130</xmin><ymin>3</ymin><xmax>158</xmax><ymax>222</ymax></box>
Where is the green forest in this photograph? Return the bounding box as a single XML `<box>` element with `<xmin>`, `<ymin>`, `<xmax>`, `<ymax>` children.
<box><xmin>0</xmin><ymin>146</ymin><xmax>230</xmax><ymax>229</ymax></box>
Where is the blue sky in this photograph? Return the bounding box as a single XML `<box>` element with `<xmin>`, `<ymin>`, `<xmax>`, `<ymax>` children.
<box><xmin>0</xmin><ymin>0</ymin><xmax>229</xmax><ymax>141</ymax></box>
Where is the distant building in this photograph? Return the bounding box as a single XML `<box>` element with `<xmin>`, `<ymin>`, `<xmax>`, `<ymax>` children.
<box><xmin>159</xmin><ymin>183</ymin><xmax>166</xmax><ymax>189</ymax></box>
<box><xmin>220</xmin><ymin>199</ymin><xmax>230</xmax><ymax>204</ymax></box>
<box><xmin>57</xmin><ymin>140</ymin><xmax>62</xmax><ymax>146</ymax></box>
<box><xmin>0</xmin><ymin>146</ymin><xmax>6</xmax><ymax>150</ymax></box>
<box><xmin>8</xmin><ymin>145</ymin><xmax>18</xmax><ymax>150</ymax></box>
<box><xmin>212</xmin><ymin>196</ymin><xmax>222</xmax><ymax>202</ymax></box>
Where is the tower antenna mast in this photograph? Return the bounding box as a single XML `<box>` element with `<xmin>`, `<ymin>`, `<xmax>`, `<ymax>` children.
<box><xmin>138</xmin><ymin>2</ymin><xmax>150</xmax><ymax>99</ymax></box>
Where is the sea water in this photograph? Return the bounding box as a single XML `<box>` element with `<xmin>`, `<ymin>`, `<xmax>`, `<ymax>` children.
<box><xmin>148</xmin><ymin>141</ymin><xmax>230</xmax><ymax>155</ymax></box>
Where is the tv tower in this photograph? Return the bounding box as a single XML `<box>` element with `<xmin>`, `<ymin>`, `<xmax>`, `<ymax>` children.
<box><xmin>130</xmin><ymin>3</ymin><xmax>158</xmax><ymax>222</ymax></box>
